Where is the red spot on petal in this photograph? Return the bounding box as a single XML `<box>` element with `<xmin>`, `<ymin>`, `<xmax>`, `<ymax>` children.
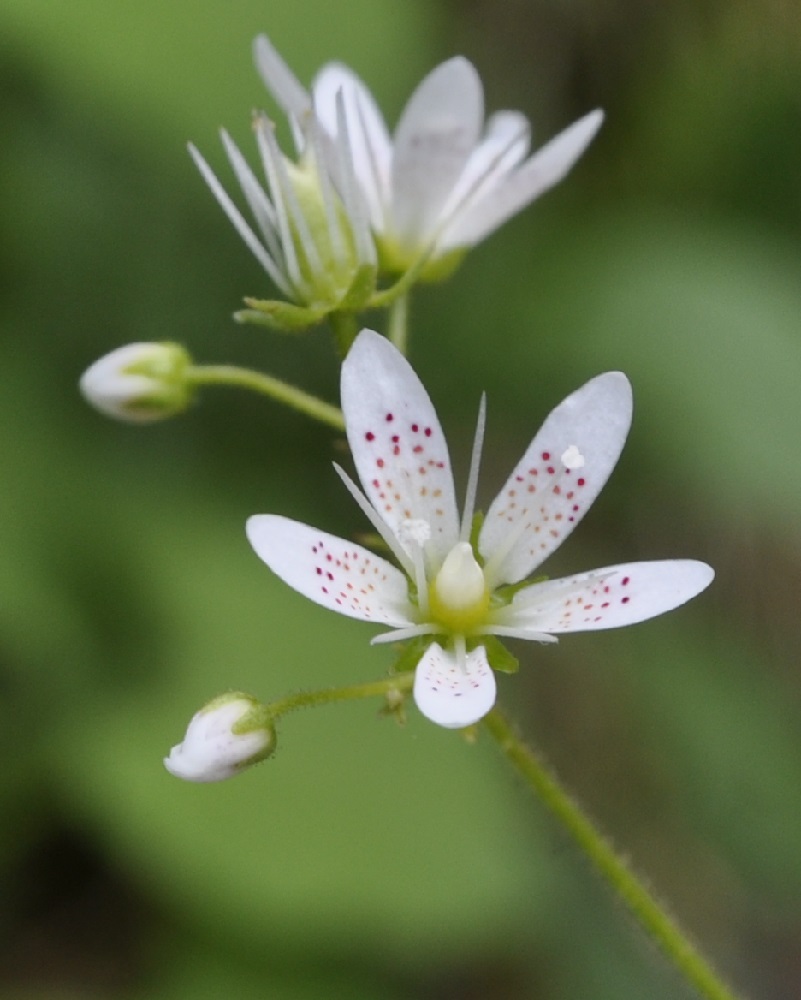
<box><xmin>385</xmin><ymin>412</ymin><xmax>394</xmax><ymax>422</ymax></box>
<box><xmin>542</xmin><ymin>451</ymin><xmax>550</xmax><ymax>461</ymax></box>
<box><xmin>621</xmin><ymin>596</ymin><xmax>630</xmax><ymax>604</ymax></box>
<box><xmin>411</xmin><ymin>423</ymin><xmax>419</xmax><ymax>432</ymax></box>
<box><xmin>622</xmin><ymin>576</ymin><xmax>630</xmax><ymax>586</ymax></box>
<box><xmin>424</xmin><ymin>427</ymin><xmax>432</xmax><ymax>437</ymax></box>
<box><xmin>577</xmin><ymin>478</ymin><xmax>586</xmax><ymax>487</ymax></box>
<box><xmin>377</xmin><ymin>458</ymin><xmax>384</xmax><ymax>468</ymax></box>
<box><xmin>365</xmin><ymin>431</ymin><xmax>375</xmax><ymax>441</ymax></box>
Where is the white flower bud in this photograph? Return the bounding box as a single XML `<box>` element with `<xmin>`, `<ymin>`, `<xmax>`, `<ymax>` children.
<box><xmin>164</xmin><ymin>693</ymin><xmax>276</xmax><ymax>783</ymax></box>
<box><xmin>80</xmin><ymin>342</ymin><xmax>192</xmax><ymax>423</ymax></box>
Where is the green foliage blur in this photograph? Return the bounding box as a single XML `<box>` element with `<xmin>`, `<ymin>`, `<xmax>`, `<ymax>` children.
<box><xmin>2</xmin><ymin>1</ymin><xmax>800</xmax><ymax>997</ymax></box>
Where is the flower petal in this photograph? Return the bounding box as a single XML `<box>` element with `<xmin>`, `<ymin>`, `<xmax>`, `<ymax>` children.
<box><xmin>498</xmin><ymin>560</ymin><xmax>714</xmax><ymax>634</ymax></box>
<box><xmin>391</xmin><ymin>57</ymin><xmax>484</xmax><ymax>250</ymax></box>
<box><xmin>246</xmin><ymin>514</ymin><xmax>414</xmax><ymax>626</ymax></box>
<box><xmin>443</xmin><ymin>109</ymin><xmax>604</xmax><ymax>249</ymax></box>
<box><xmin>413</xmin><ymin>643</ymin><xmax>496</xmax><ymax>728</ymax></box>
<box><xmin>438</xmin><ymin>110</ymin><xmax>530</xmax><ymax>237</ymax></box>
<box><xmin>341</xmin><ymin>331</ymin><xmax>460</xmax><ymax>569</ymax></box>
<box><xmin>253</xmin><ymin>34</ymin><xmax>312</xmax><ymax>119</ymax></box>
<box><xmin>479</xmin><ymin>372</ymin><xmax>632</xmax><ymax>587</ymax></box>
<box><xmin>312</xmin><ymin>63</ymin><xmax>392</xmax><ymax>232</ymax></box>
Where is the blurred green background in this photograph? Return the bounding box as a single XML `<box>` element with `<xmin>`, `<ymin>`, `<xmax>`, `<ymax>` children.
<box><xmin>2</xmin><ymin>0</ymin><xmax>800</xmax><ymax>997</ymax></box>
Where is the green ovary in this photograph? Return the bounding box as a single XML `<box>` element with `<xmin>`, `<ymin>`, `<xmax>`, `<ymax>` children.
<box><xmin>427</xmin><ymin>542</ymin><xmax>491</xmax><ymax>633</ymax></box>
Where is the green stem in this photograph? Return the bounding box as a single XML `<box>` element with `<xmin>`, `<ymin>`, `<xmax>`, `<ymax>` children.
<box><xmin>266</xmin><ymin>672</ymin><xmax>414</xmax><ymax>720</ymax></box>
<box><xmin>387</xmin><ymin>294</ymin><xmax>409</xmax><ymax>355</ymax></box>
<box><xmin>328</xmin><ymin>310</ymin><xmax>360</xmax><ymax>359</ymax></box>
<box><xmin>482</xmin><ymin>708</ymin><xmax>744</xmax><ymax>1000</ymax></box>
<box><xmin>187</xmin><ymin>364</ymin><xmax>344</xmax><ymax>432</ymax></box>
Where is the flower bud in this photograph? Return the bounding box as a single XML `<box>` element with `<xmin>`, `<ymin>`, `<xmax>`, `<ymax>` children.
<box><xmin>164</xmin><ymin>692</ymin><xmax>276</xmax><ymax>782</ymax></box>
<box><xmin>80</xmin><ymin>342</ymin><xmax>193</xmax><ymax>423</ymax></box>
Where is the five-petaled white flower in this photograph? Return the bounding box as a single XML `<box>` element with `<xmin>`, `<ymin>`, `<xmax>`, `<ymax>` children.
<box><xmin>246</xmin><ymin>330</ymin><xmax>713</xmax><ymax>729</ymax></box>
<box><xmin>255</xmin><ymin>35</ymin><xmax>603</xmax><ymax>277</ymax></box>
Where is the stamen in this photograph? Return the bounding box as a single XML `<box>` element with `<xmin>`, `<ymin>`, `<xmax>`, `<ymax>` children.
<box><xmin>220</xmin><ymin>130</ymin><xmax>284</xmax><ymax>265</ymax></box>
<box><xmin>454</xmin><ymin>634</ymin><xmax>467</xmax><ymax>673</ymax></box>
<box><xmin>479</xmin><ymin>623</ymin><xmax>559</xmax><ymax>643</ymax></box>
<box><xmin>332</xmin><ymin>463</ymin><xmax>414</xmax><ymax>577</ymax></box>
<box><xmin>333</xmin><ymin>90</ymin><xmax>377</xmax><ymax>266</ymax></box>
<box><xmin>399</xmin><ymin>519</ymin><xmax>430</xmax><ymax>616</ymax></box>
<box><xmin>460</xmin><ymin>394</ymin><xmax>486</xmax><ymax>542</ymax></box>
<box><xmin>307</xmin><ymin>119</ymin><xmax>346</xmax><ymax>264</ymax></box>
<box><xmin>188</xmin><ymin>141</ymin><xmax>292</xmax><ymax>297</ymax></box>
<box><xmin>255</xmin><ymin>117</ymin><xmax>307</xmax><ymax>296</ymax></box>
<box><xmin>371</xmin><ymin>623</ymin><xmax>442</xmax><ymax>645</ymax></box>
<box><xmin>561</xmin><ymin>444</ymin><xmax>584</xmax><ymax>470</ymax></box>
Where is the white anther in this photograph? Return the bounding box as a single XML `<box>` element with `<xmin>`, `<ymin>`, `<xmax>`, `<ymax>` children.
<box><xmin>561</xmin><ymin>445</ymin><xmax>585</xmax><ymax>470</ymax></box>
<box><xmin>399</xmin><ymin>518</ymin><xmax>432</xmax><ymax>546</ymax></box>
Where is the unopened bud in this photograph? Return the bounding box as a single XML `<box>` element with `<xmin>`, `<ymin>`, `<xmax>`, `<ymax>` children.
<box><xmin>164</xmin><ymin>692</ymin><xmax>276</xmax><ymax>782</ymax></box>
<box><xmin>80</xmin><ymin>342</ymin><xmax>193</xmax><ymax>423</ymax></box>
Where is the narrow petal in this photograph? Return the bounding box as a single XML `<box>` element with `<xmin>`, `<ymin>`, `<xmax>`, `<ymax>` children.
<box><xmin>253</xmin><ymin>35</ymin><xmax>312</xmax><ymax>119</ymax></box>
<box><xmin>246</xmin><ymin>514</ymin><xmax>414</xmax><ymax>626</ymax></box>
<box><xmin>498</xmin><ymin>560</ymin><xmax>714</xmax><ymax>634</ymax></box>
<box><xmin>312</xmin><ymin>63</ymin><xmax>392</xmax><ymax>232</ymax></box>
<box><xmin>480</xmin><ymin>372</ymin><xmax>632</xmax><ymax>588</ymax></box>
<box><xmin>443</xmin><ymin>109</ymin><xmax>604</xmax><ymax>249</ymax></box>
<box><xmin>341</xmin><ymin>331</ymin><xmax>460</xmax><ymax>569</ymax></box>
<box><xmin>413</xmin><ymin>643</ymin><xmax>496</xmax><ymax>728</ymax></box>
<box><xmin>391</xmin><ymin>57</ymin><xmax>484</xmax><ymax>250</ymax></box>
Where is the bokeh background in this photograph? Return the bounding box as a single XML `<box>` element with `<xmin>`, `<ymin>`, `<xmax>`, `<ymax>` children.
<box><xmin>2</xmin><ymin>1</ymin><xmax>800</xmax><ymax>997</ymax></box>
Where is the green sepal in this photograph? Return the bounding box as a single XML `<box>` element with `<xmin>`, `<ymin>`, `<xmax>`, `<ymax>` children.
<box><xmin>389</xmin><ymin>635</ymin><xmax>432</xmax><ymax>676</ymax></box>
<box><xmin>338</xmin><ymin>263</ymin><xmax>378</xmax><ymax>311</ymax></box>
<box><xmin>235</xmin><ymin>298</ymin><xmax>328</xmax><ymax>332</ymax></box>
<box><xmin>477</xmin><ymin>636</ymin><xmax>519</xmax><ymax>675</ymax></box>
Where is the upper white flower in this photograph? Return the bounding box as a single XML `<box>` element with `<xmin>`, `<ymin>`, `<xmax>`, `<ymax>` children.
<box><xmin>246</xmin><ymin>330</ymin><xmax>714</xmax><ymax>730</ymax></box>
<box><xmin>254</xmin><ymin>35</ymin><xmax>604</xmax><ymax>276</ymax></box>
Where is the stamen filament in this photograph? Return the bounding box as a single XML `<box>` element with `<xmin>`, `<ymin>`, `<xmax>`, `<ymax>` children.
<box><xmin>460</xmin><ymin>394</ymin><xmax>486</xmax><ymax>543</ymax></box>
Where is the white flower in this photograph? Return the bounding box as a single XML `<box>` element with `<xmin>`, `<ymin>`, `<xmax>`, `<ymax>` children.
<box><xmin>164</xmin><ymin>693</ymin><xmax>276</xmax><ymax>782</ymax></box>
<box><xmin>255</xmin><ymin>35</ymin><xmax>603</xmax><ymax>276</ymax></box>
<box><xmin>189</xmin><ymin>106</ymin><xmax>376</xmax><ymax>327</ymax></box>
<box><xmin>80</xmin><ymin>342</ymin><xmax>192</xmax><ymax>423</ymax></box>
<box><xmin>246</xmin><ymin>330</ymin><xmax>714</xmax><ymax>730</ymax></box>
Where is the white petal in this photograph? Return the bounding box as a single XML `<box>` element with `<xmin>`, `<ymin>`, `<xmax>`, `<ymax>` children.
<box><xmin>480</xmin><ymin>372</ymin><xmax>632</xmax><ymax>588</ymax></box>
<box><xmin>438</xmin><ymin>110</ymin><xmax>530</xmax><ymax>232</ymax></box>
<box><xmin>391</xmin><ymin>57</ymin><xmax>484</xmax><ymax>250</ymax></box>
<box><xmin>413</xmin><ymin>643</ymin><xmax>496</xmax><ymax>728</ymax></box>
<box><xmin>341</xmin><ymin>331</ymin><xmax>460</xmax><ymax>569</ymax></box>
<box><xmin>313</xmin><ymin>63</ymin><xmax>392</xmax><ymax>232</ymax></box>
<box><xmin>246</xmin><ymin>514</ymin><xmax>414</xmax><ymax>626</ymax></box>
<box><xmin>443</xmin><ymin>109</ymin><xmax>604</xmax><ymax>249</ymax></box>
<box><xmin>252</xmin><ymin>35</ymin><xmax>312</xmax><ymax>119</ymax></box>
<box><xmin>499</xmin><ymin>560</ymin><xmax>714</xmax><ymax>634</ymax></box>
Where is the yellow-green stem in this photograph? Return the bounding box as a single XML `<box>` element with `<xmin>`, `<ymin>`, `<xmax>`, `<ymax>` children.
<box><xmin>187</xmin><ymin>364</ymin><xmax>344</xmax><ymax>432</ymax></box>
<box><xmin>482</xmin><ymin>707</ymin><xmax>744</xmax><ymax>1000</ymax></box>
<box><xmin>266</xmin><ymin>673</ymin><xmax>414</xmax><ymax>719</ymax></box>
<box><xmin>388</xmin><ymin>294</ymin><xmax>409</xmax><ymax>355</ymax></box>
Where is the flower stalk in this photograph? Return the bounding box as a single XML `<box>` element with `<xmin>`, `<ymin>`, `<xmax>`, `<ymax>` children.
<box><xmin>482</xmin><ymin>707</ymin><xmax>743</xmax><ymax>1000</ymax></box>
<box><xmin>186</xmin><ymin>364</ymin><xmax>344</xmax><ymax>431</ymax></box>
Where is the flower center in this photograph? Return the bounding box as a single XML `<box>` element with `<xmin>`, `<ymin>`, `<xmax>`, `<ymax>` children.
<box><xmin>428</xmin><ymin>542</ymin><xmax>490</xmax><ymax>633</ymax></box>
